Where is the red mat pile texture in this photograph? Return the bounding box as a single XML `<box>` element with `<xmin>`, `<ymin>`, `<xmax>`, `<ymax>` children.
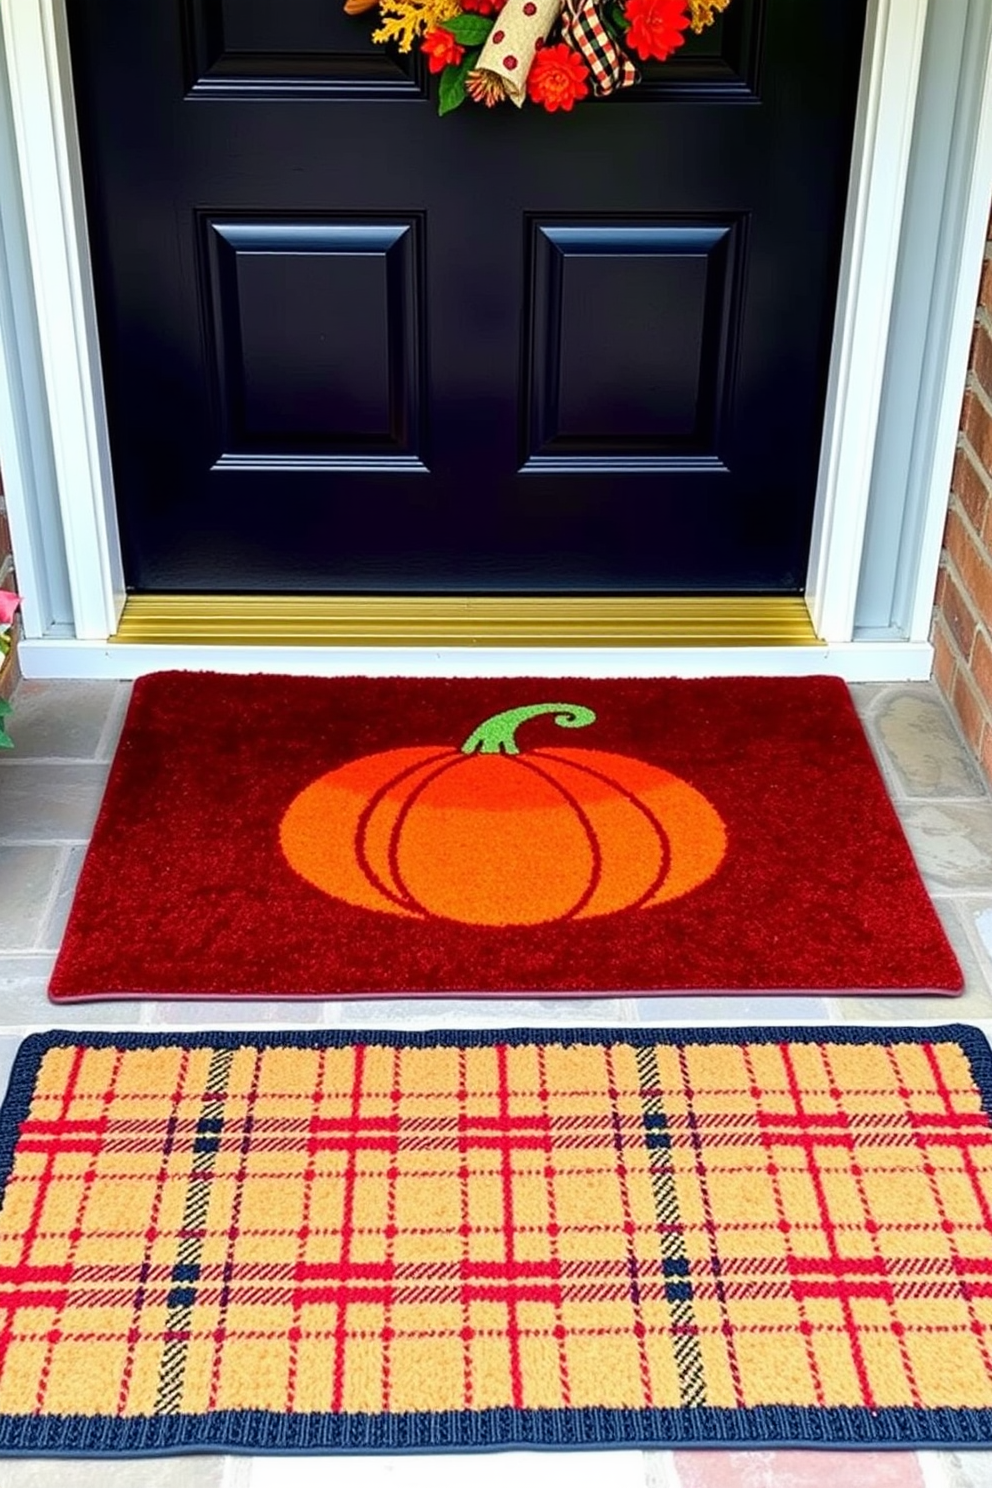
<box><xmin>48</xmin><ymin>673</ymin><xmax>962</xmax><ymax>1000</ymax></box>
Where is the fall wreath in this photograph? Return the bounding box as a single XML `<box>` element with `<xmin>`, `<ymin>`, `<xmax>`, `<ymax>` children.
<box><xmin>344</xmin><ymin>0</ymin><xmax>733</xmax><ymax>113</ymax></box>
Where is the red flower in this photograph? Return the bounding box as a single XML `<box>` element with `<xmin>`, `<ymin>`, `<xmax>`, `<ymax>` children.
<box><xmin>526</xmin><ymin>43</ymin><xmax>589</xmax><ymax>112</ymax></box>
<box><xmin>421</xmin><ymin>27</ymin><xmax>465</xmax><ymax>72</ymax></box>
<box><xmin>623</xmin><ymin>0</ymin><xmax>690</xmax><ymax>61</ymax></box>
<box><xmin>461</xmin><ymin>0</ymin><xmax>506</xmax><ymax>14</ymax></box>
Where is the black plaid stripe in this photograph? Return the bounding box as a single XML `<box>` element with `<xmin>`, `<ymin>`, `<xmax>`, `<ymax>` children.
<box><xmin>561</xmin><ymin>0</ymin><xmax>639</xmax><ymax>96</ymax></box>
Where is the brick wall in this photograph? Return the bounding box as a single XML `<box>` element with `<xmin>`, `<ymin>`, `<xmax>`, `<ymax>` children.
<box><xmin>932</xmin><ymin>211</ymin><xmax>992</xmax><ymax>781</ymax></box>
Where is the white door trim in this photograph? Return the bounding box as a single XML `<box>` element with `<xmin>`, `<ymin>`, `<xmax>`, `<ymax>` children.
<box><xmin>0</xmin><ymin>0</ymin><xmax>990</xmax><ymax>676</ymax></box>
<box><xmin>901</xmin><ymin>0</ymin><xmax>992</xmax><ymax>642</ymax></box>
<box><xmin>804</xmin><ymin>0</ymin><xmax>928</xmax><ymax>642</ymax></box>
<box><xmin>14</xmin><ymin>637</ymin><xmax>938</xmax><ymax>683</ymax></box>
<box><xmin>0</xmin><ymin>0</ymin><xmax>122</xmax><ymax>641</ymax></box>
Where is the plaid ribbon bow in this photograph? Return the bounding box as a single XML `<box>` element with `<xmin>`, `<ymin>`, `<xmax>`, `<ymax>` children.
<box><xmin>560</xmin><ymin>0</ymin><xmax>639</xmax><ymax>96</ymax></box>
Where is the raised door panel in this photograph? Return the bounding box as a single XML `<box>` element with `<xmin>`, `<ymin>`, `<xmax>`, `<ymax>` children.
<box><xmin>202</xmin><ymin>218</ymin><xmax>425</xmax><ymax>469</ymax></box>
<box><xmin>526</xmin><ymin>221</ymin><xmax>742</xmax><ymax>469</ymax></box>
<box><xmin>183</xmin><ymin>0</ymin><xmax>427</xmax><ymax>96</ymax></box>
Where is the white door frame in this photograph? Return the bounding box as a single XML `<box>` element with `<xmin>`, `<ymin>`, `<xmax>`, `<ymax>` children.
<box><xmin>0</xmin><ymin>0</ymin><xmax>990</xmax><ymax>679</ymax></box>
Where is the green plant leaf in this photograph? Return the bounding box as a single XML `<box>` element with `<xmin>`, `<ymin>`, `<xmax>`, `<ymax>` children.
<box><xmin>611</xmin><ymin>3</ymin><xmax>629</xmax><ymax>28</ymax></box>
<box><xmin>0</xmin><ymin>731</ymin><xmax>12</xmax><ymax>749</ymax></box>
<box><xmin>439</xmin><ymin>13</ymin><xmax>492</xmax><ymax>44</ymax></box>
<box><xmin>438</xmin><ymin>50</ymin><xmax>477</xmax><ymax>114</ymax></box>
<box><xmin>0</xmin><ymin>698</ymin><xmax>11</xmax><ymax>716</ymax></box>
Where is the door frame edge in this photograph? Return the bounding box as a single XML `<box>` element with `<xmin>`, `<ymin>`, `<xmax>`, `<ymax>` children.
<box><xmin>805</xmin><ymin>0</ymin><xmax>929</xmax><ymax>643</ymax></box>
<box><xmin>0</xmin><ymin>0</ymin><xmax>122</xmax><ymax>641</ymax></box>
<box><xmin>0</xmin><ymin>0</ymin><xmax>982</xmax><ymax>667</ymax></box>
<box><xmin>899</xmin><ymin>0</ymin><xmax>992</xmax><ymax>643</ymax></box>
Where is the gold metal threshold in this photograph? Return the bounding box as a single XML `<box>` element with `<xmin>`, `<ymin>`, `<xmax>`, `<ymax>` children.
<box><xmin>112</xmin><ymin>594</ymin><xmax>820</xmax><ymax>647</ymax></box>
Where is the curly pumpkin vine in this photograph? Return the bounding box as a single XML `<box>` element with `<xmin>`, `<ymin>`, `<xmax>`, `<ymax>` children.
<box><xmin>280</xmin><ymin>700</ymin><xmax>727</xmax><ymax>927</ymax></box>
<box><xmin>344</xmin><ymin>0</ymin><xmax>734</xmax><ymax>114</ymax></box>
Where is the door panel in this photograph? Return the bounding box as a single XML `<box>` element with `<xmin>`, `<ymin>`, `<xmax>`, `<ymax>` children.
<box><xmin>203</xmin><ymin>219</ymin><xmax>425</xmax><ymax>464</ymax></box>
<box><xmin>68</xmin><ymin>0</ymin><xmax>866</xmax><ymax>594</ymax></box>
<box><xmin>526</xmin><ymin>221</ymin><xmax>740</xmax><ymax>461</ymax></box>
<box><xmin>182</xmin><ymin>0</ymin><xmax>427</xmax><ymax>96</ymax></box>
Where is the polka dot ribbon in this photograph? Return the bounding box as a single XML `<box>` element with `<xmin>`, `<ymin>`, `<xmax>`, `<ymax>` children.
<box><xmin>475</xmin><ymin>0</ymin><xmax>564</xmax><ymax>105</ymax></box>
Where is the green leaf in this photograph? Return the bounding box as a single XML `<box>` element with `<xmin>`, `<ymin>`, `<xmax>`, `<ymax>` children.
<box><xmin>611</xmin><ymin>3</ymin><xmax>629</xmax><ymax>28</ymax></box>
<box><xmin>438</xmin><ymin>50</ymin><xmax>476</xmax><ymax>114</ymax></box>
<box><xmin>0</xmin><ymin>731</ymin><xmax>12</xmax><ymax>749</ymax></box>
<box><xmin>0</xmin><ymin>698</ymin><xmax>11</xmax><ymax>716</ymax></box>
<box><xmin>439</xmin><ymin>13</ymin><xmax>493</xmax><ymax>45</ymax></box>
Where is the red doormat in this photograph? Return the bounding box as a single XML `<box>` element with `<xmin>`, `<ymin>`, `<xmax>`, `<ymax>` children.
<box><xmin>48</xmin><ymin>672</ymin><xmax>961</xmax><ymax>1001</ymax></box>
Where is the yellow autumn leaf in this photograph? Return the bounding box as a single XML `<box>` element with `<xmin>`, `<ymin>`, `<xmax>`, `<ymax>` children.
<box><xmin>688</xmin><ymin>0</ymin><xmax>730</xmax><ymax>33</ymax></box>
<box><xmin>372</xmin><ymin>0</ymin><xmax>464</xmax><ymax>52</ymax></box>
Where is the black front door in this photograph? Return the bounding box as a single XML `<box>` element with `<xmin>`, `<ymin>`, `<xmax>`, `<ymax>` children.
<box><xmin>67</xmin><ymin>0</ymin><xmax>865</xmax><ymax>594</ymax></box>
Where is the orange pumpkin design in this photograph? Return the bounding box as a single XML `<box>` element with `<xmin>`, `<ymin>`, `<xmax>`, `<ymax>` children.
<box><xmin>279</xmin><ymin>702</ymin><xmax>727</xmax><ymax>927</ymax></box>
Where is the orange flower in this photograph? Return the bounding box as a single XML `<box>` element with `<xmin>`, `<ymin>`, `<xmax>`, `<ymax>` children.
<box><xmin>526</xmin><ymin>43</ymin><xmax>589</xmax><ymax>112</ymax></box>
<box><xmin>623</xmin><ymin>0</ymin><xmax>690</xmax><ymax>61</ymax></box>
<box><xmin>422</xmin><ymin>27</ymin><xmax>465</xmax><ymax>72</ymax></box>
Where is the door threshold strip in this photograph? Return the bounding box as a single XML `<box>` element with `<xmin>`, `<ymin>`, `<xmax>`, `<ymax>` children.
<box><xmin>111</xmin><ymin>595</ymin><xmax>820</xmax><ymax>648</ymax></box>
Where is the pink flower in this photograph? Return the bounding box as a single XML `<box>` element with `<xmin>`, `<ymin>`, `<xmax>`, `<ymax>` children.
<box><xmin>0</xmin><ymin>591</ymin><xmax>20</xmax><ymax>626</ymax></box>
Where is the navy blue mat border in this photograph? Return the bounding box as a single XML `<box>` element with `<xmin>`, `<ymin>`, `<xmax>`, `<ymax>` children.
<box><xmin>0</xmin><ymin>1023</ymin><xmax>989</xmax><ymax>1457</ymax></box>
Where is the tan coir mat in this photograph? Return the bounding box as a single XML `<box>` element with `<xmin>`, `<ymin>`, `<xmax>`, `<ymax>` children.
<box><xmin>0</xmin><ymin>1025</ymin><xmax>989</xmax><ymax>1454</ymax></box>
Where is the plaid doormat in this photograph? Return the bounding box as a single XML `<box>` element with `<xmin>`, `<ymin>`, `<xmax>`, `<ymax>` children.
<box><xmin>0</xmin><ymin>1025</ymin><xmax>991</xmax><ymax>1455</ymax></box>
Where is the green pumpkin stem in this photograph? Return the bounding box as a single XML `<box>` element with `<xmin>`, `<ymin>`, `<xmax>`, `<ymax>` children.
<box><xmin>461</xmin><ymin>703</ymin><xmax>596</xmax><ymax>756</ymax></box>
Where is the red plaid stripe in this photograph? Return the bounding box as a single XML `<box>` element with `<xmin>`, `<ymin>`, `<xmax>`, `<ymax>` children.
<box><xmin>3</xmin><ymin>1031</ymin><xmax>992</xmax><ymax>1427</ymax></box>
<box><xmin>560</xmin><ymin>0</ymin><xmax>639</xmax><ymax>96</ymax></box>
